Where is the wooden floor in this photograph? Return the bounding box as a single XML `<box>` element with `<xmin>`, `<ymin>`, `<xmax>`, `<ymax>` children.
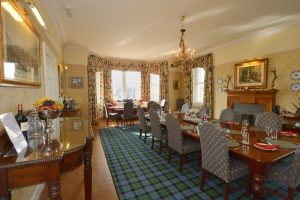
<box><xmin>40</xmin><ymin>119</ymin><xmax>119</xmax><ymax>200</ymax></box>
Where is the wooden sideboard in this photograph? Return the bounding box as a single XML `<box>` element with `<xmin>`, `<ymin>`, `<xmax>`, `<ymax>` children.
<box><xmin>225</xmin><ymin>89</ymin><xmax>278</xmax><ymax>112</ymax></box>
<box><xmin>60</xmin><ymin>108</ymin><xmax>81</xmax><ymax>117</ymax></box>
<box><xmin>0</xmin><ymin>118</ymin><xmax>94</xmax><ymax>200</ymax></box>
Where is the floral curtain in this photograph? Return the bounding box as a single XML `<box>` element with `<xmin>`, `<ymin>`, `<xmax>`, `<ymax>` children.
<box><xmin>183</xmin><ymin>53</ymin><xmax>213</xmax><ymax>116</ymax></box>
<box><xmin>88</xmin><ymin>54</ymin><xmax>168</xmax><ymax>121</ymax></box>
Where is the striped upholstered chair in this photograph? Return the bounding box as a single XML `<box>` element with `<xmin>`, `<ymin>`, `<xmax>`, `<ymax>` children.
<box><xmin>219</xmin><ymin>108</ymin><xmax>238</xmax><ymax>122</ymax></box>
<box><xmin>148</xmin><ymin>109</ymin><xmax>168</xmax><ymax>154</ymax></box>
<box><xmin>137</xmin><ymin>106</ymin><xmax>151</xmax><ymax>143</ymax></box>
<box><xmin>181</xmin><ymin>103</ymin><xmax>190</xmax><ymax>114</ymax></box>
<box><xmin>255</xmin><ymin>112</ymin><xmax>282</xmax><ymax>130</ymax></box>
<box><xmin>165</xmin><ymin>113</ymin><xmax>200</xmax><ymax>172</ymax></box>
<box><xmin>267</xmin><ymin>145</ymin><xmax>300</xmax><ymax>200</ymax></box>
<box><xmin>198</xmin><ymin>122</ymin><xmax>249</xmax><ymax>199</ymax></box>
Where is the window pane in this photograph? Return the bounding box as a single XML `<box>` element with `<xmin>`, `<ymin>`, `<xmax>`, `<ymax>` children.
<box><xmin>125</xmin><ymin>71</ymin><xmax>141</xmax><ymax>99</ymax></box>
<box><xmin>150</xmin><ymin>74</ymin><xmax>160</xmax><ymax>101</ymax></box>
<box><xmin>112</xmin><ymin>70</ymin><xmax>123</xmax><ymax>100</ymax></box>
<box><xmin>192</xmin><ymin>68</ymin><xmax>205</xmax><ymax>103</ymax></box>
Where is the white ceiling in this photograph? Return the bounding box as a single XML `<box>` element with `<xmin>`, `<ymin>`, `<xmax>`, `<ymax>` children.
<box><xmin>45</xmin><ymin>0</ymin><xmax>300</xmax><ymax>61</ymax></box>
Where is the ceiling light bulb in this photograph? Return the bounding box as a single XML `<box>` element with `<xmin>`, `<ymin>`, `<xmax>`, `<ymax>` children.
<box><xmin>30</xmin><ymin>4</ymin><xmax>46</xmax><ymax>28</ymax></box>
<box><xmin>1</xmin><ymin>2</ymin><xmax>23</xmax><ymax>23</ymax></box>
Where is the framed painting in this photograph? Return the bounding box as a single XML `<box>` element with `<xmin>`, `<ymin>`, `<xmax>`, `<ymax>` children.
<box><xmin>234</xmin><ymin>58</ymin><xmax>268</xmax><ymax>89</ymax></box>
<box><xmin>70</xmin><ymin>76</ymin><xmax>83</xmax><ymax>88</ymax></box>
<box><xmin>0</xmin><ymin>0</ymin><xmax>41</xmax><ymax>87</ymax></box>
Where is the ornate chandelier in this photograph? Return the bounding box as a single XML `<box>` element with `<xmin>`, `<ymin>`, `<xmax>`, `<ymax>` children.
<box><xmin>170</xmin><ymin>16</ymin><xmax>195</xmax><ymax>68</ymax></box>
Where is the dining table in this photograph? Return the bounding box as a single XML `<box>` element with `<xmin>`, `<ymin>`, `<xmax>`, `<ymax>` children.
<box><xmin>145</xmin><ymin>113</ymin><xmax>300</xmax><ymax>200</ymax></box>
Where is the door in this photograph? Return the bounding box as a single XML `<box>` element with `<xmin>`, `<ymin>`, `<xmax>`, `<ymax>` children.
<box><xmin>43</xmin><ymin>42</ymin><xmax>60</xmax><ymax>139</ymax></box>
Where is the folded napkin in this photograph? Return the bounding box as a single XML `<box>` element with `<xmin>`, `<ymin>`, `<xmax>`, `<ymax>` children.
<box><xmin>226</xmin><ymin>121</ymin><xmax>239</xmax><ymax>125</ymax></box>
<box><xmin>254</xmin><ymin>143</ymin><xmax>279</xmax><ymax>150</ymax></box>
<box><xmin>279</xmin><ymin>131</ymin><xmax>296</xmax><ymax>136</ymax></box>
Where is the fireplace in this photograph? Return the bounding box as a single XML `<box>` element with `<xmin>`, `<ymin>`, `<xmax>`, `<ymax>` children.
<box><xmin>233</xmin><ymin>103</ymin><xmax>264</xmax><ymax>124</ymax></box>
<box><xmin>226</xmin><ymin>89</ymin><xmax>278</xmax><ymax>124</ymax></box>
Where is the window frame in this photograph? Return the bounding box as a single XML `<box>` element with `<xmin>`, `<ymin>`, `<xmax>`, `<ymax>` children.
<box><xmin>192</xmin><ymin>67</ymin><xmax>206</xmax><ymax>104</ymax></box>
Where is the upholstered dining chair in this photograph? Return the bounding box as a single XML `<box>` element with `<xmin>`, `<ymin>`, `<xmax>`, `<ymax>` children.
<box><xmin>219</xmin><ymin>108</ymin><xmax>238</xmax><ymax>122</ymax></box>
<box><xmin>176</xmin><ymin>98</ymin><xmax>185</xmax><ymax>111</ymax></box>
<box><xmin>181</xmin><ymin>103</ymin><xmax>190</xmax><ymax>114</ymax></box>
<box><xmin>255</xmin><ymin>112</ymin><xmax>282</xmax><ymax>130</ymax></box>
<box><xmin>160</xmin><ymin>99</ymin><xmax>167</xmax><ymax>111</ymax></box>
<box><xmin>103</xmin><ymin>102</ymin><xmax>121</xmax><ymax>126</ymax></box>
<box><xmin>150</xmin><ymin>102</ymin><xmax>161</xmax><ymax>111</ymax></box>
<box><xmin>136</xmin><ymin>105</ymin><xmax>151</xmax><ymax>143</ymax></box>
<box><xmin>120</xmin><ymin>102</ymin><xmax>137</xmax><ymax>126</ymax></box>
<box><xmin>147</xmin><ymin>101</ymin><xmax>155</xmax><ymax>111</ymax></box>
<box><xmin>149</xmin><ymin>109</ymin><xmax>168</xmax><ymax>154</ymax></box>
<box><xmin>165</xmin><ymin>113</ymin><xmax>200</xmax><ymax>172</ymax></box>
<box><xmin>267</xmin><ymin>145</ymin><xmax>300</xmax><ymax>200</ymax></box>
<box><xmin>198</xmin><ymin>122</ymin><xmax>249</xmax><ymax>200</ymax></box>
<box><xmin>196</xmin><ymin>105</ymin><xmax>209</xmax><ymax>118</ymax></box>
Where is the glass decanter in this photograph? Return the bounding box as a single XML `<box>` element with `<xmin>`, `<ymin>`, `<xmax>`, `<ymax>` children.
<box><xmin>27</xmin><ymin>107</ymin><xmax>45</xmax><ymax>151</ymax></box>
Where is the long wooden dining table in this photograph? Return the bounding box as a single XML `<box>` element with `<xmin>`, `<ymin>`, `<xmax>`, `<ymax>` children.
<box><xmin>145</xmin><ymin>114</ymin><xmax>300</xmax><ymax>200</ymax></box>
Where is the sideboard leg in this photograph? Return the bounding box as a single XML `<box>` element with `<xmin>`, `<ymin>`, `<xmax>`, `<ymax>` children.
<box><xmin>48</xmin><ymin>181</ymin><xmax>62</xmax><ymax>200</ymax></box>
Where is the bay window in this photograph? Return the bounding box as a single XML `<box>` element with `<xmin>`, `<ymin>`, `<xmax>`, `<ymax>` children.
<box><xmin>192</xmin><ymin>68</ymin><xmax>205</xmax><ymax>104</ymax></box>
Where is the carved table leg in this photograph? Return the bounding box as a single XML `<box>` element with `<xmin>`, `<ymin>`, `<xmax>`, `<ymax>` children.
<box><xmin>0</xmin><ymin>170</ymin><xmax>11</xmax><ymax>200</ymax></box>
<box><xmin>249</xmin><ymin>161</ymin><xmax>266</xmax><ymax>200</ymax></box>
<box><xmin>48</xmin><ymin>181</ymin><xmax>61</xmax><ymax>200</ymax></box>
<box><xmin>84</xmin><ymin>138</ymin><xmax>93</xmax><ymax>200</ymax></box>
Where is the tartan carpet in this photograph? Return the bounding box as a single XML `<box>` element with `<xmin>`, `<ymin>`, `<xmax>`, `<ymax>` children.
<box><xmin>99</xmin><ymin>125</ymin><xmax>299</xmax><ymax>200</ymax></box>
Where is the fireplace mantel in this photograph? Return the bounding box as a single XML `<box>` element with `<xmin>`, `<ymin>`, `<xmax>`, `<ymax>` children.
<box><xmin>225</xmin><ymin>89</ymin><xmax>278</xmax><ymax>112</ymax></box>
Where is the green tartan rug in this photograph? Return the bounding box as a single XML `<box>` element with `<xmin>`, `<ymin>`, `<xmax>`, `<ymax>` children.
<box><xmin>99</xmin><ymin>125</ymin><xmax>298</xmax><ymax>200</ymax></box>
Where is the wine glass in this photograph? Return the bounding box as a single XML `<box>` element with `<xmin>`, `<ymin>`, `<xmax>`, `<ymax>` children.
<box><xmin>265</xmin><ymin>126</ymin><xmax>272</xmax><ymax>142</ymax></box>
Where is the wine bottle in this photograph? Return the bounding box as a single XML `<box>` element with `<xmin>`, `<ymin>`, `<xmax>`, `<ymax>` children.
<box><xmin>15</xmin><ymin>104</ymin><xmax>28</xmax><ymax>142</ymax></box>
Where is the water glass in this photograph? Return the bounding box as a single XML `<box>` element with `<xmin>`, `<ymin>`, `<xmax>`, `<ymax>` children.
<box><xmin>265</xmin><ymin>126</ymin><xmax>272</xmax><ymax>140</ymax></box>
<box><xmin>241</xmin><ymin>129</ymin><xmax>249</xmax><ymax>145</ymax></box>
<box><xmin>271</xmin><ymin>129</ymin><xmax>278</xmax><ymax>139</ymax></box>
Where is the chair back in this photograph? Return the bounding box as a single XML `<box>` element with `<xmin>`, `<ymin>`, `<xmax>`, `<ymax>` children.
<box><xmin>123</xmin><ymin>102</ymin><xmax>135</xmax><ymax>119</ymax></box>
<box><xmin>219</xmin><ymin>108</ymin><xmax>238</xmax><ymax>122</ymax></box>
<box><xmin>147</xmin><ymin>101</ymin><xmax>155</xmax><ymax>111</ymax></box>
<box><xmin>176</xmin><ymin>98</ymin><xmax>185</xmax><ymax>110</ymax></box>
<box><xmin>198</xmin><ymin>122</ymin><xmax>230</xmax><ymax>182</ymax></box>
<box><xmin>196</xmin><ymin>106</ymin><xmax>209</xmax><ymax>118</ymax></box>
<box><xmin>288</xmin><ymin>145</ymin><xmax>300</xmax><ymax>187</ymax></box>
<box><xmin>160</xmin><ymin>99</ymin><xmax>167</xmax><ymax>111</ymax></box>
<box><xmin>103</xmin><ymin>103</ymin><xmax>109</xmax><ymax>118</ymax></box>
<box><xmin>137</xmin><ymin>105</ymin><xmax>147</xmax><ymax>132</ymax></box>
<box><xmin>165</xmin><ymin>114</ymin><xmax>183</xmax><ymax>151</ymax></box>
<box><xmin>150</xmin><ymin>102</ymin><xmax>161</xmax><ymax>111</ymax></box>
<box><xmin>149</xmin><ymin>109</ymin><xmax>163</xmax><ymax>139</ymax></box>
<box><xmin>255</xmin><ymin>112</ymin><xmax>282</xmax><ymax>130</ymax></box>
<box><xmin>181</xmin><ymin>103</ymin><xmax>190</xmax><ymax>114</ymax></box>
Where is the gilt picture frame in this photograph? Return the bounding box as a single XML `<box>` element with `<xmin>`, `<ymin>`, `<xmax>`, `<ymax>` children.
<box><xmin>70</xmin><ymin>76</ymin><xmax>83</xmax><ymax>88</ymax></box>
<box><xmin>0</xmin><ymin>0</ymin><xmax>41</xmax><ymax>87</ymax></box>
<box><xmin>234</xmin><ymin>58</ymin><xmax>268</xmax><ymax>89</ymax></box>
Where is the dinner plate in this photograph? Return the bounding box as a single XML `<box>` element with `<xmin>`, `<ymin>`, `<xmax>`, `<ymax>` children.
<box><xmin>180</xmin><ymin>125</ymin><xmax>194</xmax><ymax>130</ymax></box>
<box><xmin>254</xmin><ymin>143</ymin><xmax>278</xmax><ymax>151</ymax></box>
<box><xmin>227</xmin><ymin>139</ymin><xmax>240</xmax><ymax>148</ymax></box>
<box><xmin>269</xmin><ymin>139</ymin><xmax>298</xmax><ymax>149</ymax></box>
<box><xmin>279</xmin><ymin>131</ymin><xmax>297</xmax><ymax>137</ymax></box>
<box><xmin>290</xmin><ymin>70</ymin><xmax>300</xmax><ymax>80</ymax></box>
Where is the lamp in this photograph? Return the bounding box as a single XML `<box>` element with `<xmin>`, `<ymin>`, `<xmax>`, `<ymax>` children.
<box><xmin>1</xmin><ymin>1</ymin><xmax>23</xmax><ymax>23</ymax></box>
<box><xmin>25</xmin><ymin>0</ymin><xmax>47</xmax><ymax>29</ymax></box>
<box><xmin>170</xmin><ymin>16</ymin><xmax>195</xmax><ymax>68</ymax></box>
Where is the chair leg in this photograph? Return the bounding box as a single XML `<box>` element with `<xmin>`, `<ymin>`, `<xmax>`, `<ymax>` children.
<box><xmin>224</xmin><ymin>182</ymin><xmax>229</xmax><ymax>200</ymax></box>
<box><xmin>288</xmin><ymin>187</ymin><xmax>294</xmax><ymax>200</ymax></box>
<box><xmin>159</xmin><ymin>140</ymin><xmax>162</xmax><ymax>155</ymax></box>
<box><xmin>200</xmin><ymin>170</ymin><xmax>206</xmax><ymax>191</ymax></box>
<box><xmin>144</xmin><ymin>132</ymin><xmax>147</xmax><ymax>143</ymax></box>
<box><xmin>139</xmin><ymin>129</ymin><xmax>142</xmax><ymax>139</ymax></box>
<box><xmin>151</xmin><ymin>137</ymin><xmax>154</xmax><ymax>149</ymax></box>
<box><xmin>168</xmin><ymin>148</ymin><xmax>172</xmax><ymax>163</ymax></box>
<box><xmin>179</xmin><ymin>154</ymin><xmax>185</xmax><ymax>172</ymax></box>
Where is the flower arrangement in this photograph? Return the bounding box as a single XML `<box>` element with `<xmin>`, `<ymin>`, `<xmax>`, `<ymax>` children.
<box><xmin>34</xmin><ymin>97</ymin><xmax>64</xmax><ymax>110</ymax></box>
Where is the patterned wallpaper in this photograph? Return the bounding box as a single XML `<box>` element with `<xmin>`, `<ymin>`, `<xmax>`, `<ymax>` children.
<box><xmin>213</xmin><ymin>48</ymin><xmax>300</xmax><ymax>119</ymax></box>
